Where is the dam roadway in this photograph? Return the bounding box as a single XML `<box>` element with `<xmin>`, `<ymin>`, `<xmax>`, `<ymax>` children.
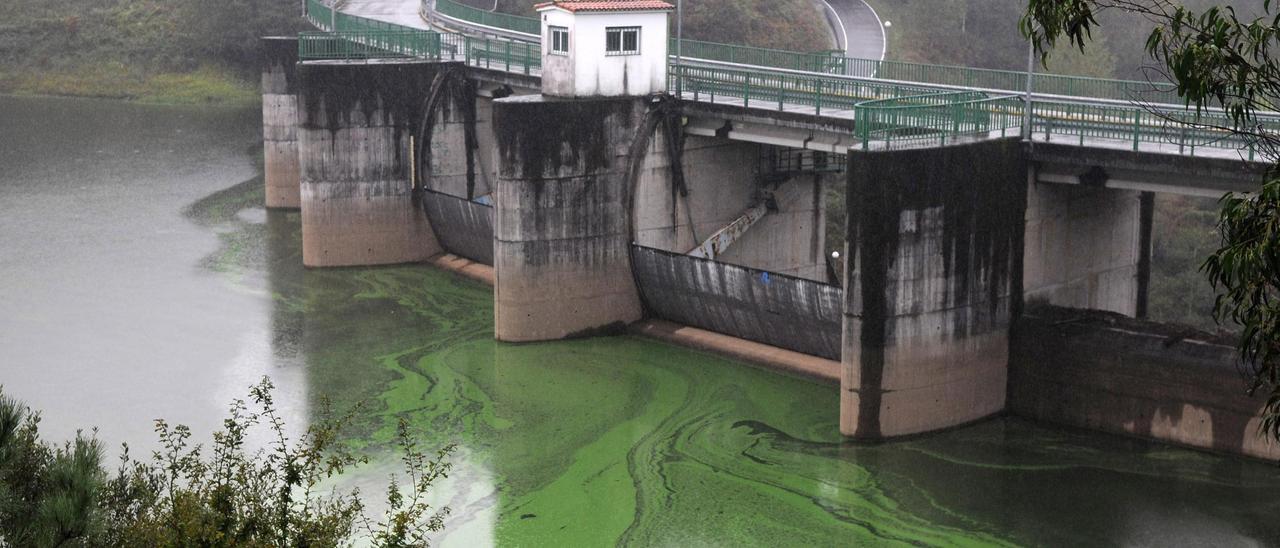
<box><xmin>315</xmin><ymin>0</ymin><xmax>1273</xmax><ymax>165</ymax></box>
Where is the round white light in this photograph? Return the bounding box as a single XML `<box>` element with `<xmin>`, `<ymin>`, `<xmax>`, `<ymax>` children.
<box><xmin>831</xmin><ymin>251</ymin><xmax>841</xmax><ymax>259</ymax></box>
<box><xmin>883</xmin><ymin>21</ymin><xmax>892</xmax><ymax>28</ymax></box>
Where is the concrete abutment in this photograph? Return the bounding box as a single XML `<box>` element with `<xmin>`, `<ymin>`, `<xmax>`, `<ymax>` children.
<box><xmin>492</xmin><ymin>95</ymin><xmax>646</xmax><ymax>341</ymax></box>
<box><xmin>297</xmin><ymin>61</ymin><xmax>442</xmax><ymax>267</ymax></box>
<box><xmin>262</xmin><ymin>37</ymin><xmax>300</xmax><ymax>209</ymax></box>
<box><xmin>842</xmin><ymin>139</ymin><xmax>1026</xmax><ymax>439</ymax></box>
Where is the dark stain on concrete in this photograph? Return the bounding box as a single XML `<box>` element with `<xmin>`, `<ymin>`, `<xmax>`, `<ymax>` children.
<box><xmin>414</xmin><ymin>66</ymin><xmax>478</xmax><ymax>197</ymax></box>
<box><xmin>299</xmin><ymin>62</ymin><xmax>445</xmax><ymax>182</ymax></box>
<box><xmin>460</xmin><ymin>79</ymin><xmax>479</xmax><ymax>200</ymax></box>
<box><xmin>494</xmin><ymin>97</ymin><xmax>635</xmax><ymax>180</ymax></box>
<box><xmin>1136</xmin><ymin>191</ymin><xmax>1155</xmax><ymax>319</ymax></box>
<box><xmin>494</xmin><ymin>97</ymin><xmax>642</xmax><ymax>269</ymax></box>
<box><xmin>260</xmin><ymin>37</ymin><xmax>299</xmax><ymax>95</ymax></box>
<box><xmin>564</xmin><ymin>321</ymin><xmax>630</xmax><ymax>339</ymax></box>
<box><xmin>845</xmin><ymin>139</ymin><xmax>1027</xmax><ymax>438</ymax></box>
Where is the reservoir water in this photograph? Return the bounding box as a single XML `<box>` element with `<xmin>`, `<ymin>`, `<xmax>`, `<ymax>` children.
<box><xmin>2</xmin><ymin>95</ymin><xmax>1279</xmax><ymax>546</ymax></box>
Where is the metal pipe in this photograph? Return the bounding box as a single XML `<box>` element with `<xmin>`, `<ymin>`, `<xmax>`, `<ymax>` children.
<box><xmin>675</xmin><ymin>0</ymin><xmax>683</xmax><ymax>95</ymax></box>
<box><xmin>1023</xmin><ymin>33</ymin><xmax>1034</xmax><ymax>141</ymax></box>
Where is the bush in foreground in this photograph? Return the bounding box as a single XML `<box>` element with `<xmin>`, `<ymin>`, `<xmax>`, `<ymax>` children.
<box><xmin>0</xmin><ymin>378</ymin><xmax>454</xmax><ymax>547</ymax></box>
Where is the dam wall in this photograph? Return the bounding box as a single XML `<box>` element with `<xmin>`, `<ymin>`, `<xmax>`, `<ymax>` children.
<box><xmin>492</xmin><ymin>95</ymin><xmax>829</xmax><ymax>341</ymax></box>
<box><xmin>841</xmin><ymin>139</ymin><xmax>1026</xmax><ymax>439</ymax></box>
<box><xmin>262</xmin><ymin>37</ymin><xmax>300</xmax><ymax>209</ymax></box>
<box><xmin>718</xmin><ymin>171</ymin><xmax>831</xmax><ymax>282</ymax></box>
<box><xmin>421</xmin><ymin>72</ymin><xmax>500</xmax><ymax>200</ymax></box>
<box><xmin>297</xmin><ymin>61</ymin><xmax>442</xmax><ymax>267</ymax></box>
<box><xmin>1023</xmin><ymin>181</ymin><xmax>1152</xmax><ymax>316</ymax></box>
<box><xmin>1009</xmin><ymin>305</ymin><xmax>1279</xmax><ymax>461</ymax></box>
<box><xmin>632</xmin><ymin>136</ymin><xmax>830</xmax><ymax>281</ymax></box>
<box><xmin>278</xmin><ymin>55</ymin><xmax>1269</xmax><ymax>456</ymax></box>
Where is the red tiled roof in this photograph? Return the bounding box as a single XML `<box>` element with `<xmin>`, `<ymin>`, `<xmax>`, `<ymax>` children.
<box><xmin>534</xmin><ymin>0</ymin><xmax>674</xmax><ymax>12</ymax></box>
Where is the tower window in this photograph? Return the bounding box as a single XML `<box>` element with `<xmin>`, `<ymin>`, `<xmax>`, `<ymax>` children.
<box><xmin>550</xmin><ymin>26</ymin><xmax>569</xmax><ymax>55</ymax></box>
<box><xmin>605</xmin><ymin>27</ymin><xmax>640</xmax><ymax>55</ymax></box>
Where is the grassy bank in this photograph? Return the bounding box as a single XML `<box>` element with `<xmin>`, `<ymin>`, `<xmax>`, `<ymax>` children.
<box><xmin>0</xmin><ymin>63</ymin><xmax>258</xmax><ymax>106</ymax></box>
<box><xmin>0</xmin><ymin>0</ymin><xmax>301</xmax><ymax>105</ymax></box>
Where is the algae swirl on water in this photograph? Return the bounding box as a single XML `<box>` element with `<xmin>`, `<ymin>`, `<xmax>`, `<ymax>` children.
<box><xmin>187</xmin><ymin>177</ymin><xmax>1280</xmax><ymax>547</ymax></box>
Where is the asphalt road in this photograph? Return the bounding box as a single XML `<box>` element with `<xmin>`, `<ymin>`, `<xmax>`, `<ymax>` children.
<box><xmin>339</xmin><ymin>0</ymin><xmax>429</xmax><ymax>29</ymax></box>
<box><xmin>815</xmin><ymin>0</ymin><xmax>886</xmax><ymax>61</ymax></box>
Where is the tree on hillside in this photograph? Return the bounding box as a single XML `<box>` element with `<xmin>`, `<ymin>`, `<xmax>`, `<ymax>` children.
<box><xmin>461</xmin><ymin>0</ymin><xmax>834</xmax><ymax>52</ymax></box>
<box><xmin>1022</xmin><ymin>0</ymin><xmax>1280</xmax><ymax>440</ymax></box>
<box><xmin>180</xmin><ymin>0</ymin><xmax>308</xmax><ymax>72</ymax></box>
<box><xmin>1044</xmin><ymin>32</ymin><xmax>1117</xmax><ymax>78</ymax></box>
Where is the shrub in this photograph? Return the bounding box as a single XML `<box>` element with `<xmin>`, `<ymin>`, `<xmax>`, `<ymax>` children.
<box><xmin>0</xmin><ymin>378</ymin><xmax>454</xmax><ymax>547</ymax></box>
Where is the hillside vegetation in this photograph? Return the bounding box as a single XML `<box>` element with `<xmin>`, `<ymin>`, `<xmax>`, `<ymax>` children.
<box><xmin>866</xmin><ymin>0</ymin><xmax>1272</xmax><ymax>80</ymax></box>
<box><xmin>1</xmin><ymin>0</ymin><xmax>833</xmax><ymax>103</ymax></box>
<box><xmin>0</xmin><ymin>0</ymin><xmax>305</xmax><ymax>104</ymax></box>
<box><xmin>471</xmin><ymin>0</ymin><xmax>835</xmax><ymax>52</ymax></box>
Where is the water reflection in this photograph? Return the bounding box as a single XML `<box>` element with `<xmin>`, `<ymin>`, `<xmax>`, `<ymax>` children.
<box><xmin>0</xmin><ymin>95</ymin><xmax>290</xmax><ymax>448</ymax></box>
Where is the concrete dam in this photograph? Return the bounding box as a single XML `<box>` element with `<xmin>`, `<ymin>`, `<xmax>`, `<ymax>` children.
<box><xmin>261</xmin><ymin>0</ymin><xmax>1278</xmax><ymax>461</ymax></box>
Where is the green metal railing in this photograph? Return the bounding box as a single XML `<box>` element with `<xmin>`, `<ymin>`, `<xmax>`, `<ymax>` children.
<box><xmin>304</xmin><ymin>0</ymin><xmax>333</xmax><ymax>30</ymax></box>
<box><xmin>435</xmin><ymin>0</ymin><xmax>540</xmax><ymax>35</ymax></box>
<box><xmin>418</xmin><ymin>0</ymin><xmax>1184</xmax><ymax>104</ymax></box>
<box><xmin>298</xmin><ymin>0</ymin><xmax>542</xmax><ymax>71</ymax></box>
<box><xmin>460</xmin><ymin>35</ymin><xmax>541</xmax><ymax>73</ymax></box>
<box><xmin>673</xmin><ymin>64</ymin><xmax>940</xmax><ymax>115</ymax></box>
<box><xmin>1030</xmin><ymin>100</ymin><xmax>1277</xmax><ymax>159</ymax></box>
<box><xmin>296</xmin><ymin>25</ymin><xmax>541</xmax><ymax>74</ymax></box>
<box><xmin>673</xmin><ymin>38</ymin><xmax>1182</xmax><ymax>104</ymax></box>
<box><xmin>854</xmin><ymin>92</ymin><xmax>1023</xmax><ymax>150</ymax></box>
<box><xmin>863</xmin><ymin>59</ymin><xmax>1181</xmax><ymax>105</ymax></box>
<box><xmin>299</xmin><ymin>30</ymin><xmax>443</xmax><ymax>60</ymax></box>
<box><xmin>673</xmin><ymin>39</ymin><xmax>840</xmax><ymax>73</ymax></box>
<box><xmin>667</xmin><ymin>61</ymin><xmax>1270</xmax><ymax>155</ymax></box>
<box><xmin>304</xmin><ymin>0</ymin><xmax>1272</xmax><ymax>157</ymax></box>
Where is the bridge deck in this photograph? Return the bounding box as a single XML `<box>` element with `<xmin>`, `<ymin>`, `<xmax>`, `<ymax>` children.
<box><xmin>315</xmin><ymin>0</ymin><xmax>1267</xmax><ymax>165</ymax></box>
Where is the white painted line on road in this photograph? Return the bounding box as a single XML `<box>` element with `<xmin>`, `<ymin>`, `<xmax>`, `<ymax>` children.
<box><xmin>819</xmin><ymin>0</ymin><xmax>850</xmax><ymax>53</ymax></box>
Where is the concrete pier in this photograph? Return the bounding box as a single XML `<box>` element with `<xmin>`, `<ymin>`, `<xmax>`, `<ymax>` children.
<box><xmin>262</xmin><ymin>37</ymin><xmax>300</xmax><ymax>209</ymax></box>
<box><xmin>297</xmin><ymin>61</ymin><xmax>442</xmax><ymax>267</ymax></box>
<box><xmin>841</xmin><ymin>139</ymin><xmax>1026</xmax><ymax>439</ymax></box>
<box><xmin>492</xmin><ymin>96</ymin><xmax>645</xmax><ymax>341</ymax></box>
